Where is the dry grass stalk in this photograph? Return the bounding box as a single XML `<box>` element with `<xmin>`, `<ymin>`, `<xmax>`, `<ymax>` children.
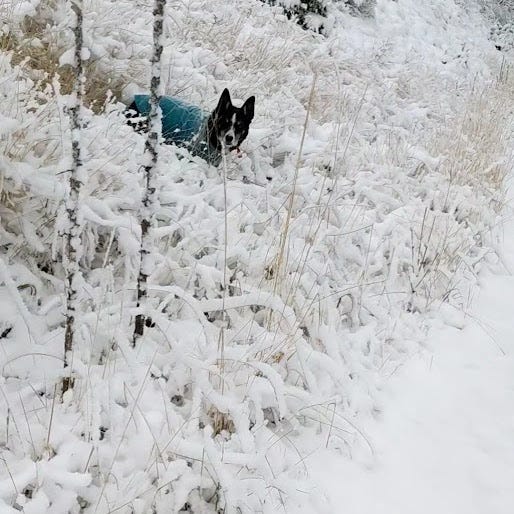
<box><xmin>0</xmin><ymin>10</ymin><xmax>124</xmax><ymax>112</ymax></box>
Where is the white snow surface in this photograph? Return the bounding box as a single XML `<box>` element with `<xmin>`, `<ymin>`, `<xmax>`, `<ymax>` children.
<box><xmin>306</xmin><ymin>178</ymin><xmax>514</xmax><ymax>514</ymax></box>
<box><xmin>0</xmin><ymin>0</ymin><xmax>513</xmax><ymax>513</ymax></box>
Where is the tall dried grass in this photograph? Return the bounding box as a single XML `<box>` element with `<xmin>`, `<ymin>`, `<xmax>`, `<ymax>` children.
<box><xmin>0</xmin><ymin>7</ymin><xmax>124</xmax><ymax>112</ymax></box>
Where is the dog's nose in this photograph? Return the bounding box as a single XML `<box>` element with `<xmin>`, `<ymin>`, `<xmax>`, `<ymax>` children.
<box><xmin>225</xmin><ymin>134</ymin><xmax>233</xmax><ymax>144</ymax></box>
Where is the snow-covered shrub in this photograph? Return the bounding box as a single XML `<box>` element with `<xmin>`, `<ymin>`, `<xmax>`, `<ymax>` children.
<box><xmin>260</xmin><ymin>0</ymin><xmax>376</xmax><ymax>34</ymax></box>
<box><xmin>0</xmin><ymin>63</ymin><xmax>61</xmax><ymax>270</ymax></box>
<box><xmin>0</xmin><ymin>1</ymin><xmax>125</xmax><ymax>111</ymax></box>
<box><xmin>261</xmin><ymin>0</ymin><xmax>328</xmax><ymax>33</ymax></box>
<box><xmin>491</xmin><ymin>20</ymin><xmax>514</xmax><ymax>53</ymax></box>
<box><xmin>0</xmin><ymin>0</ymin><xmax>513</xmax><ymax>512</ymax></box>
<box><xmin>338</xmin><ymin>0</ymin><xmax>376</xmax><ymax>17</ymax></box>
<box><xmin>479</xmin><ymin>0</ymin><xmax>514</xmax><ymax>52</ymax></box>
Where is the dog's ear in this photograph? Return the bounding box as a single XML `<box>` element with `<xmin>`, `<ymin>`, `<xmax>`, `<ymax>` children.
<box><xmin>216</xmin><ymin>88</ymin><xmax>232</xmax><ymax>114</ymax></box>
<box><xmin>242</xmin><ymin>96</ymin><xmax>255</xmax><ymax>120</ymax></box>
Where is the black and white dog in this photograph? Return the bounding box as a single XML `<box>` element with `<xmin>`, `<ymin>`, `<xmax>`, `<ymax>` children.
<box><xmin>126</xmin><ymin>88</ymin><xmax>255</xmax><ymax>166</ymax></box>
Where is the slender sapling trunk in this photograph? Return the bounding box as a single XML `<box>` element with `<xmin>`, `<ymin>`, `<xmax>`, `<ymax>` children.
<box><xmin>62</xmin><ymin>0</ymin><xmax>85</xmax><ymax>394</ymax></box>
<box><xmin>132</xmin><ymin>0</ymin><xmax>166</xmax><ymax>345</ymax></box>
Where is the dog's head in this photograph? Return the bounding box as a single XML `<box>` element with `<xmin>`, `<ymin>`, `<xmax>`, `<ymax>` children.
<box><xmin>211</xmin><ymin>88</ymin><xmax>255</xmax><ymax>151</ymax></box>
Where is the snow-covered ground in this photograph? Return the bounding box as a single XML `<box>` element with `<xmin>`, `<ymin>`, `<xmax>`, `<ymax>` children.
<box><xmin>307</xmin><ymin>181</ymin><xmax>514</xmax><ymax>513</ymax></box>
<box><xmin>0</xmin><ymin>0</ymin><xmax>513</xmax><ymax>512</ymax></box>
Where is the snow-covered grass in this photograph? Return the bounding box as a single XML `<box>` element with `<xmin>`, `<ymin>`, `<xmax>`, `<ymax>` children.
<box><xmin>305</xmin><ymin>175</ymin><xmax>514</xmax><ymax>514</ymax></box>
<box><xmin>0</xmin><ymin>1</ymin><xmax>125</xmax><ymax>111</ymax></box>
<box><xmin>0</xmin><ymin>0</ymin><xmax>513</xmax><ymax>512</ymax></box>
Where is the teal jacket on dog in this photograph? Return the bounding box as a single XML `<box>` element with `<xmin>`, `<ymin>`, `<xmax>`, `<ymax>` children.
<box><xmin>128</xmin><ymin>89</ymin><xmax>255</xmax><ymax>167</ymax></box>
<box><xmin>130</xmin><ymin>94</ymin><xmax>221</xmax><ymax>165</ymax></box>
<box><xmin>132</xmin><ymin>94</ymin><xmax>205</xmax><ymax>144</ymax></box>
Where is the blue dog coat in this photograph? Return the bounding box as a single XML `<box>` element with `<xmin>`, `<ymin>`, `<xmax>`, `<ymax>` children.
<box><xmin>131</xmin><ymin>94</ymin><xmax>222</xmax><ymax>165</ymax></box>
<box><xmin>132</xmin><ymin>94</ymin><xmax>205</xmax><ymax>144</ymax></box>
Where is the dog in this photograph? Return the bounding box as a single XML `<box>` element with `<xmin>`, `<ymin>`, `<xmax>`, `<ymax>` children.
<box><xmin>125</xmin><ymin>88</ymin><xmax>255</xmax><ymax>166</ymax></box>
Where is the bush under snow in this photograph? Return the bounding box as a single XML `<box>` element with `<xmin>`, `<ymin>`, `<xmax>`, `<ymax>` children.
<box><xmin>0</xmin><ymin>0</ymin><xmax>513</xmax><ymax>512</ymax></box>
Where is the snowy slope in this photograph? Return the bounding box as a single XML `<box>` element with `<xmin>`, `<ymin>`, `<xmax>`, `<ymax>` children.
<box><xmin>306</xmin><ymin>180</ymin><xmax>514</xmax><ymax>514</ymax></box>
<box><xmin>0</xmin><ymin>0</ymin><xmax>513</xmax><ymax>512</ymax></box>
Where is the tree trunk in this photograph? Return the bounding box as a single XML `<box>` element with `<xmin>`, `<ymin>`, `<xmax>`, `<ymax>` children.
<box><xmin>62</xmin><ymin>0</ymin><xmax>85</xmax><ymax>394</ymax></box>
<box><xmin>133</xmin><ymin>0</ymin><xmax>166</xmax><ymax>346</ymax></box>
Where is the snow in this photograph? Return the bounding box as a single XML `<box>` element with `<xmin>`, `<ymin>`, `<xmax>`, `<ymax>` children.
<box><xmin>306</xmin><ymin>190</ymin><xmax>514</xmax><ymax>513</ymax></box>
<box><xmin>0</xmin><ymin>0</ymin><xmax>513</xmax><ymax>512</ymax></box>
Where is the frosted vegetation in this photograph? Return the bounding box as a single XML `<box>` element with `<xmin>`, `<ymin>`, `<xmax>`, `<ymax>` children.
<box><xmin>0</xmin><ymin>0</ymin><xmax>513</xmax><ymax>512</ymax></box>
